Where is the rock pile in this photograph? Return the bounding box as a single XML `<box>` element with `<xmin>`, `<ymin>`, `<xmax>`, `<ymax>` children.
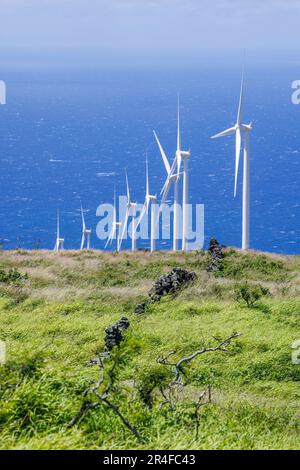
<box><xmin>104</xmin><ymin>317</ymin><xmax>130</xmax><ymax>352</ymax></box>
<box><xmin>135</xmin><ymin>267</ymin><xmax>197</xmax><ymax>314</ymax></box>
<box><xmin>207</xmin><ymin>238</ymin><xmax>224</xmax><ymax>272</ymax></box>
<box><xmin>149</xmin><ymin>267</ymin><xmax>197</xmax><ymax>301</ymax></box>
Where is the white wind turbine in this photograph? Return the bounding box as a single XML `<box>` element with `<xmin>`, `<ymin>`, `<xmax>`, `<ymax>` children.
<box><xmin>118</xmin><ymin>171</ymin><xmax>137</xmax><ymax>252</ymax></box>
<box><xmin>54</xmin><ymin>209</ymin><xmax>64</xmax><ymax>251</ymax></box>
<box><xmin>105</xmin><ymin>188</ymin><xmax>122</xmax><ymax>251</ymax></box>
<box><xmin>80</xmin><ymin>204</ymin><xmax>91</xmax><ymax>250</ymax></box>
<box><xmin>153</xmin><ymin>99</ymin><xmax>190</xmax><ymax>251</ymax></box>
<box><xmin>211</xmin><ymin>72</ymin><xmax>252</xmax><ymax>250</ymax></box>
<box><xmin>135</xmin><ymin>156</ymin><xmax>157</xmax><ymax>252</ymax></box>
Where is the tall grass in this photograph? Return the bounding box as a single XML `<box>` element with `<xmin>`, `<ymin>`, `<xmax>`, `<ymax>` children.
<box><xmin>0</xmin><ymin>249</ymin><xmax>299</xmax><ymax>449</ymax></box>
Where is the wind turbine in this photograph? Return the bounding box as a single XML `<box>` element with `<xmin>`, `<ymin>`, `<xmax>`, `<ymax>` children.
<box><xmin>105</xmin><ymin>188</ymin><xmax>122</xmax><ymax>251</ymax></box>
<box><xmin>153</xmin><ymin>98</ymin><xmax>189</xmax><ymax>251</ymax></box>
<box><xmin>80</xmin><ymin>204</ymin><xmax>91</xmax><ymax>250</ymax></box>
<box><xmin>118</xmin><ymin>171</ymin><xmax>137</xmax><ymax>251</ymax></box>
<box><xmin>211</xmin><ymin>72</ymin><xmax>252</xmax><ymax>250</ymax></box>
<box><xmin>54</xmin><ymin>209</ymin><xmax>64</xmax><ymax>251</ymax></box>
<box><xmin>135</xmin><ymin>156</ymin><xmax>157</xmax><ymax>252</ymax></box>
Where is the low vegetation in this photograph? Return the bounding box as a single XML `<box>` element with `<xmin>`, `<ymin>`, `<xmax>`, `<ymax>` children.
<box><xmin>0</xmin><ymin>248</ymin><xmax>299</xmax><ymax>450</ymax></box>
<box><xmin>235</xmin><ymin>283</ymin><xmax>270</xmax><ymax>308</ymax></box>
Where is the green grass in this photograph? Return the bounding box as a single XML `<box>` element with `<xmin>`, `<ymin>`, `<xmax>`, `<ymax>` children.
<box><xmin>0</xmin><ymin>249</ymin><xmax>299</xmax><ymax>450</ymax></box>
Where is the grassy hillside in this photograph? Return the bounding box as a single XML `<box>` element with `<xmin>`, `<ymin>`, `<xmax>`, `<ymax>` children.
<box><xmin>0</xmin><ymin>248</ymin><xmax>299</xmax><ymax>450</ymax></box>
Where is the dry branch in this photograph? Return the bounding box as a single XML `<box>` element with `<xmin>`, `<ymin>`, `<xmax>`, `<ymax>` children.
<box><xmin>158</xmin><ymin>332</ymin><xmax>241</xmax><ymax>386</ymax></box>
<box><xmin>68</xmin><ymin>354</ymin><xmax>144</xmax><ymax>444</ymax></box>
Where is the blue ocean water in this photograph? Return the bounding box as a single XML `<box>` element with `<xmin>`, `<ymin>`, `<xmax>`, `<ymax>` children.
<box><xmin>0</xmin><ymin>51</ymin><xmax>299</xmax><ymax>253</ymax></box>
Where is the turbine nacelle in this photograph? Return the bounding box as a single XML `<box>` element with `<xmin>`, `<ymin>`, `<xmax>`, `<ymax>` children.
<box><xmin>243</xmin><ymin>122</ymin><xmax>252</xmax><ymax>132</ymax></box>
<box><xmin>127</xmin><ymin>202</ymin><xmax>137</xmax><ymax>211</ymax></box>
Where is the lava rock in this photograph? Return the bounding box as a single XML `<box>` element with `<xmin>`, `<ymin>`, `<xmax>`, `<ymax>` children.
<box><xmin>104</xmin><ymin>316</ymin><xmax>130</xmax><ymax>351</ymax></box>
<box><xmin>207</xmin><ymin>238</ymin><xmax>224</xmax><ymax>272</ymax></box>
<box><xmin>135</xmin><ymin>267</ymin><xmax>197</xmax><ymax>314</ymax></box>
<box><xmin>149</xmin><ymin>267</ymin><xmax>197</xmax><ymax>300</ymax></box>
<box><xmin>134</xmin><ymin>302</ymin><xmax>147</xmax><ymax>314</ymax></box>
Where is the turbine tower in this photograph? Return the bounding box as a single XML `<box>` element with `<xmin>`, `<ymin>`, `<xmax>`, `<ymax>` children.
<box><xmin>54</xmin><ymin>209</ymin><xmax>64</xmax><ymax>251</ymax></box>
<box><xmin>105</xmin><ymin>188</ymin><xmax>122</xmax><ymax>251</ymax></box>
<box><xmin>80</xmin><ymin>204</ymin><xmax>91</xmax><ymax>250</ymax></box>
<box><xmin>135</xmin><ymin>156</ymin><xmax>157</xmax><ymax>252</ymax></box>
<box><xmin>211</xmin><ymin>72</ymin><xmax>252</xmax><ymax>250</ymax></box>
<box><xmin>118</xmin><ymin>171</ymin><xmax>137</xmax><ymax>252</ymax></box>
<box><xmin>177</xmin><ymin>99</ymin><xmax>191</xmax><ymax>251</ymax></box>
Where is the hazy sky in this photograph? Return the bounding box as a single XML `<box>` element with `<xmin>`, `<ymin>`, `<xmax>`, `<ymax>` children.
<box><xmin>0</xmin><ymin>0</ymin><xmax>300</xmax><ymax>51</ymax></box>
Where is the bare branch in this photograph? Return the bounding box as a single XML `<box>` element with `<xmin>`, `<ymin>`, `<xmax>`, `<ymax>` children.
<box><xmin>69</xmin><ymin>353</ymin><xmax>144</xmax><ymax>443</ymax></box>
<box><xmin>67</xmin><ymin>401</ymin><xmax>99</xmax><ymax>428</ymax></box>
<box><xmin>194</xmin><ymin>390</ymin><xmax>207</xmax><ymax>440</ymax></box>
<box><xmin>158</xmin><ymin>332</ymin><xmax>241</xmax><ymax>386</ymax></box>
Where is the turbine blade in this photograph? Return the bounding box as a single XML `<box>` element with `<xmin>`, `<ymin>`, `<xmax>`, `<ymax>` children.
<box><xmin>176</xmin><ymin>97</ymin><xmax>182</xmax><ymax>177</ymax></box>
<box><xmin>105</xmin><ymin>223</ymin><xmax>116</xmax><ymax>249</ymax></box>
<box><xmin>176</xmin><ymin>150</ymin><xmax>182</xmax><ymax>179</ymax></box>
<box><xmin>57</xmin><ymin>209</ymin><xmax>60</xmax><ymax>240</ymax></box>
<box><xmin>234</xmin><ymin>127</ymin><xmax>242</xmax><ymax>197</ymax></box>
<box><xmin>170</xmin><ymin>155</ymin><xmax>177</xmax><ymax>174</ymax></box>
<box><xmin>160</xmin><ymin>177</ymin><xmax>172</xmax><ymax>206</ymax></box>
<box><xmin>211</xmin><ymin>127</ymin><xmax>236</xmax><ymax>139</ymax></box>
<box><xmin>81</xmin><ymin>204</ymin><xmax>86</xmax><ymax>231</ymax></box>
<box><xmin>125</xmin><ymin>171</ymin><xmax>130</xmax><ymax>203</ymax></box>
<box><xmin>135</xmin><ymin>200</ymin><xmax>147</xmax><ymax>232</ymax></box>
<box><xmin>237</xmin><ymin>72</ymin><xmax>244</xmax><ymax>125</ymax></box>
<box><xmin>160</xmin><ymin>176</ymin><xmax>168</xmax><ymax>196</ymax></box>
<box><xmin>153</xmin><ymin>130</ymin><xmax>171</xmax><ymax>174</ymax></box>
<box><xmin>177</xmin><ymin>95</ymin><xmax>181</xmax><ymax>152</ymax></box>
<box><xmin>113</xmin><ymin>188</ymin><xmax>117</xmax><ymax>225</ymax></box>
<box><xmin>146</xmin><ymin>157</ymin><xmax>149</xmax><ymax>197</ymax></box>
<box><xmin>146</xmin><ymin>198</ymin><xmax>150</xmax><ymax>216</ymax></box>
<box><xmin>160</xmin><ymin>156</ymin><xmax>177</xmax><ymax>195</ymax></box>
<box><xmin>118</xmin><ymin>209</ymin><xmax>129</xmax><ymax>250</ymax></box>
<box><xmin>80</xmin><ymin>233</ymin><xmax>85</xmax><ymax>250</ymax></box>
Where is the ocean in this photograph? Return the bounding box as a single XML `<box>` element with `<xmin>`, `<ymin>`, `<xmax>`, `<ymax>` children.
<box><xmin>0</xmin><ymin>50</ymin><xmax>299</xmax><ymax>253</ymax></box>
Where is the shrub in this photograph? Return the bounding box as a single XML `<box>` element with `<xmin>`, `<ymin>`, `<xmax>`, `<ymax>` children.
<box><xmin>137</xmin><ymin>367</ymin><xmax>170</xmax><ymax>408</ymax></box>
<box><xmin>0</xmin><ymin>269</ymin><xmax>28</xmax><ymax>286</ymax></box>
<box><xmin>235</xmin><ymin>283</ymin><xmax>270</xmax><ymax>308</ymax></box>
